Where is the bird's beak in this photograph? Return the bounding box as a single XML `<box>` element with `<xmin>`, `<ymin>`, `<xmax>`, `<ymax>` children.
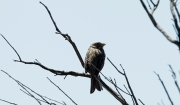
<box><xmin>102</xmin><ymin>43</ymin><xmax>106</xmax><ymax>47</ymax></box>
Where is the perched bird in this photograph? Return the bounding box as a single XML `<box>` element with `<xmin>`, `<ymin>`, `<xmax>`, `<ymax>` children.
<box><xmin>84</xmin><ymin>42</ymin><xmax>106</xmax><ymax>93</ymax></box>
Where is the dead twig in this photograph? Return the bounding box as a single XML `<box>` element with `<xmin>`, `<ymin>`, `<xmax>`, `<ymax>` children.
<box><xmin>39</xmin><ymin>1</ymin><xmax>84</xmax><ymax>68</ymax></box>
<box><xmin>154</xmin><ymin>71</ymin><xmax>174</xmax><ymax>105</ymax></box>
<box><xmin>168</xmin><ymin>64</ymin><xmax>180</xmax><ymax>94</ymax></box>
<box><xmin>0</xmin><ymin>34</ymin><xmax>22</xmax><ymax>61</ymax></box>
<box><xmin>47</xmin><ymin>77</ymin><xmax>78</xmax><ymax>105</ymax></box>
<box><xmin>140</xmin><ymin>0</ymin><xmax>180</xmax><ymax>48</ymax></box>
<box><xmin>0</xmin><ymin>99</ymin><xmax>17</xmax><ymax>105</ymax></box>
<box><xmin>120</xmin><ymin>64</ymin><xmax>138</xmax><ymax>105</ymax></box>
<box><xmin>1</xmin><ymin>70</ymin><xmax>65</xmax><ymax>105</ymax></box>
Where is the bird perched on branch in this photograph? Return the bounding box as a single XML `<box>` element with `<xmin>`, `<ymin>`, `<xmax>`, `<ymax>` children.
<box><xmin>84</xmin><ymin>42</ymin><xmax>106</xmax><ymax>94</ymax></box>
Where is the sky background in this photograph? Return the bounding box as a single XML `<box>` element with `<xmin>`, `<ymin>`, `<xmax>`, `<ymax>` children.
<box><xmin>0</xmin><ymin>0</ymin><xmax>180</xmax><ymax>105</ymax></box>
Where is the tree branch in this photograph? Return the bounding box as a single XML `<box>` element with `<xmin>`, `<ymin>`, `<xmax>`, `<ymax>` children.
<box><xmin>0</xmin><ymin>99</ymin><xmax>17</xmax><ymax>105</ymax></box>
<box><xmin>120</xmin><ymin>64</ymin><xmax>139</xmax><ymax>105</ymax></box>
<box><xmin>140</xmin><ymin>0</ymin><xmax>180</xmax><ymax>48</ymax></box>
<box><xmin>15</xmin><ymin>59</ymin><xmax>90</xmax><ymax>78</ymax></box>
<box><xmin>170</xmin><ymin>0</ymin><xmax>180</xmax><ymax>43</ymax></box>
<box><xmin>1</xmin><ymin>70</ymin><xmax>66</xmax><ymax>105</ymax></box>
<box><xmin>168</xmin><ymin>64</ymin><xmax>180</xmax><ymax>94</ymax></box>
<box><xmin>154</xmin><ymin>71</ymin><xmax>174</xmax><ymax>105</ymax></box>
<box><xmin>39</xmin><ymin>1</ymin><xmax>84</xmax><ymax>68</ymax></box>
<box><xmin>0</xmin><ymin>34</ymin><xmax>22</xmax><ymax>61</ymax></box>
<box><xmin>47</xmin><ymin>77</ymin><xmax>77</xmax><ymax>105</ymax></box>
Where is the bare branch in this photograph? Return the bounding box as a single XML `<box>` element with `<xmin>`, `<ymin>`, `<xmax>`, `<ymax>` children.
<box><xmin>99</xmin><ymin>78</ymin><xmax>129</xmax><ymax>105</ymax></box>
<box><xmin>0</xmin><ymin>99</ymin><xmax>17</xmax><ymax>105</ymax></box>
<box><xmin>14</xmin><ymin>60</ymin><xmax>90</xmax><ymax>78</ymax></box>
<box><xmin>20</xmin><ymin>89</ymin><xmax>50</xmax><ymax>104</ymax></box>
<box><xmin>2</xmin><ymin>70</ymin><xmax>65</xmax><ymax>105</ymax></box>
<box><xmin>107</xmin><ymin>57</ymin><xmax>124</xmax><ymax>75</ymax></box>
<box><xmin>0</xmin><ymin>34</ymin><xmax>22</xmax><ymax>61</ymax></box>
<box><xmin>154</xmin><ymin>71</ymin><xmax>174</xmax><ymax>105</ymax></box>
<box><xmin>140</xmin><ymin>0</ymin><xmax>180</xmax><ymax>48</ymax></box>
<box><xmin>150</xmin><ymin>0</ymin><xmax>160</xmax><ymax>14</ymax></box>
<box><xmin>174</xmin><ymin>3</ymin><xmax>180</xmax><ymax>22</ymax></box>
<box><xmin>170</xmin><ymin>0</ymin><xmax>180</xmax><ymax>43</ymax></box>
<box><xmin>47</xmin><ymin>77</ymin><xmax>78</xmax><ymax>105</ymax></box>
<box><xmin>168</xmin><ymin>64</ymin><xmax>180</xmax><ymax>94</ymax></box>
<box><xmin>146</xmin><ymin>0</ymin><xmax>152</xmax><ymax>9</ymax></box>
<box><xmin>1</xmin><ymin>70</ymin><xmax>42</xmax><ymax>105</ymax></box>
<box><xmin>138</xmin><ymin>99</ymin><xmax>145</xmax><ymax>105</ymax></box>
<box><xmin>172</xmin><ymin>24</ymin><xmax>178</xmax><ymax>35</ymax></box>
<box><xmin>114</xmin><ymin>79</ymin><xmax>122</xmax><ymax>96</ymax></box>
<box><xmin>43</xmin><ymin>96</ymin><xmax>64</xmax><ymax>105</ymax></box>
<box><xmin>120</xmin><ymin>64</ymin><xmax>139</xmax><ymax>105</ymax></box>
<box><xmin>39</xmin><ymin>1</ymin><xmax>84</xmax><ymax>68</ymax></box>
<box><xmin>150</xmin><ymin>0</ymin><xmax>156</xmax><ymax>6</ymax></box>
<box><xmin>170</xmin><ymin>0</ymin><xmax>180</xmax><ymax>33</ymax></box>
<box><xmin>124</xmin><ymin>85</ymin><xmax>135</xmax><ymax>105</ymax></box>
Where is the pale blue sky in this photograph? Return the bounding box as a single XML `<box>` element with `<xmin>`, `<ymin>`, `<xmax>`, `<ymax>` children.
<box><xmin>0</xmin><ymin>0</ymin><xmax>180</xmax><ymax>105</ymax></box>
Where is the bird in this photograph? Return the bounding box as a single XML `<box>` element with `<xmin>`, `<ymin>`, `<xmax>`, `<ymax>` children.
<box><xmin>84</xmin><ymin>42</ymin><xmax>106</xmax><ymax>94</ymax></box>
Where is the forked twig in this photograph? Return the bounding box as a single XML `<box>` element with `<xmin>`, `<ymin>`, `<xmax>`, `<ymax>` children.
<box><xmin>39</xmin><ymin>1</ymin><xmax>84</xmax><ymax>68</ymax></box>
<box><xmin>140</xmin><ymin>0</ymin><xmax>180</xmax><ymax>48</ymax></box>
<box><xmin>1</xmin><ymin>70</ymin><xmax>67</xmax><ymax>105</ymax></box>
<box><xmin>120</xmin><ymin>64</ymin><xmax>138</xmax><ymax>105</ymax></box>
<box><xmin>107</xmin><ymin>57</ymin><xmax>138</xmax><ymax>105</ymax></box>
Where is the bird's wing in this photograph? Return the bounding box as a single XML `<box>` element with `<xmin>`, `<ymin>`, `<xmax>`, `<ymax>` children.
<box><xmin>95</xmin><ymin>52</ymin><xmax>105</xmax><ymax>75</ymax></box>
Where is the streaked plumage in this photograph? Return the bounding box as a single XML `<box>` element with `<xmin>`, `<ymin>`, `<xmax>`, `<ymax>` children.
<box><xmin>84</xmin><ymin>42</ymin><xmax>106</xmax><ymax>93</ymax></box>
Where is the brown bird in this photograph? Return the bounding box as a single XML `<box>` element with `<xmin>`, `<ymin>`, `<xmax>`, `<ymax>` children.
<box><xmin>84</xmin><ymin>42</ymin><xmax>106</xmax><ymax>93</ymax></box>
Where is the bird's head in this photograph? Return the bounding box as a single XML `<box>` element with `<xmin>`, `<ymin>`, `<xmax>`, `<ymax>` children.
<box><xmin>91</xmin><ymin>42</ymin><xmax>106</xmax><ymax>49</ymax></box>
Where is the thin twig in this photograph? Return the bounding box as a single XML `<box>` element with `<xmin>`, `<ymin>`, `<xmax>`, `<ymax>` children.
<box><xmin>140</xmin><ymin>0</ymin><xmax>180</xmax><ymax>48</ymax></box>
<box><xmin>47</xmin><ymin>77</ymin><xmax>78</xmax><ymax>105</ymax></box>
<box><xmin>150</xmin><ymin>0</ymin><xmax>156</xmax><ymax>6</ymax></box>
<box><xmin>147</xmin><ymin>0</ymin><xmax>152</xmax><ymax>9</ymax></box>
<box><xmin>99</xmin><ymin>78</ymin><xmax>129</xmax><ymax>105</ymax></box>
<box><xmin>43</xmin><ymin>96</ymin><xmax>64</xmax><ymax>105</ymax></box>
<box><xmin>0</xmin><ymin>34</ymin><xmax>22</xmax><ymax>61</ymax></box>
<box><xmin>114</xmin><ymin>79</ymin><xmax>122</xmax><ymax>96</ymax></box>
<box><xmin>168</xmin><ymin>64</ymin><xmax>180</xmax><ymax>94</ymax></box>
<box><xmin>124</xmin><ymin>85</ymin><xmax>135</xmax><ymax>105</ymax></box>
<box><xmin>154</xmin><ymin>71</ymin><xmax>174</xmax><ymax>105</ymax></box>
<box><xmin>1</xmin><ymin>70</ymin><xmax>42</xmax><ymax>105</ymax></box>
<box><xmin>138</xmin><ymin>99</ymin><xmax>145</xmax><ymax>105</ymax></box>
<box><xmin>107</xmin><ymin>57</ymin><xmax>124</xmax><ymax>75</ymax></box>
<box><xmin>39</xmin><ymin>1</ymin><xmax>84</xmax><ymax>68</ymax></box>
<box><xmin>151</xmin><ymin>0</ymin><xmax>160</xmax><ymax>15</ymax></box>
<box><xmin>14</xmin><ymin>60</ymin><xmax>90</xmax><ymax>78</ymax></box>
<box><xmin>170</xmin><ymin>0</ymin><xmax>180</xmax><ymax>48</ymax></box>
<box><xmin>172</xmin><ymin>24</ymin><xmax>178</xmax><ymax>35</ymax></box>
<box><xmin>0</xmin><ymin>99</ymin><xmax>17</xmax><ymax>105</ymax></box>
<box><xmin>173</xmin><ymin>1</ymin><xmax>180</xmax><ymax>22</ymax></box>
<box><xmin>170</xmin><ymin>0</ymin><xmax>180</xmax><ymax>34</ymax></box>
<box><xmin>120</xmin><ymin>64</ymin><xmax>138</xmax><ymax>105</ymax></box>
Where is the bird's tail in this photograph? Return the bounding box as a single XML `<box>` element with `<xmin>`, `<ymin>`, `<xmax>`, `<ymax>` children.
<box><xmin>90</xmin><ymin>75</ymin><xmax>103</xmax><ymax>94</ymax></box>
